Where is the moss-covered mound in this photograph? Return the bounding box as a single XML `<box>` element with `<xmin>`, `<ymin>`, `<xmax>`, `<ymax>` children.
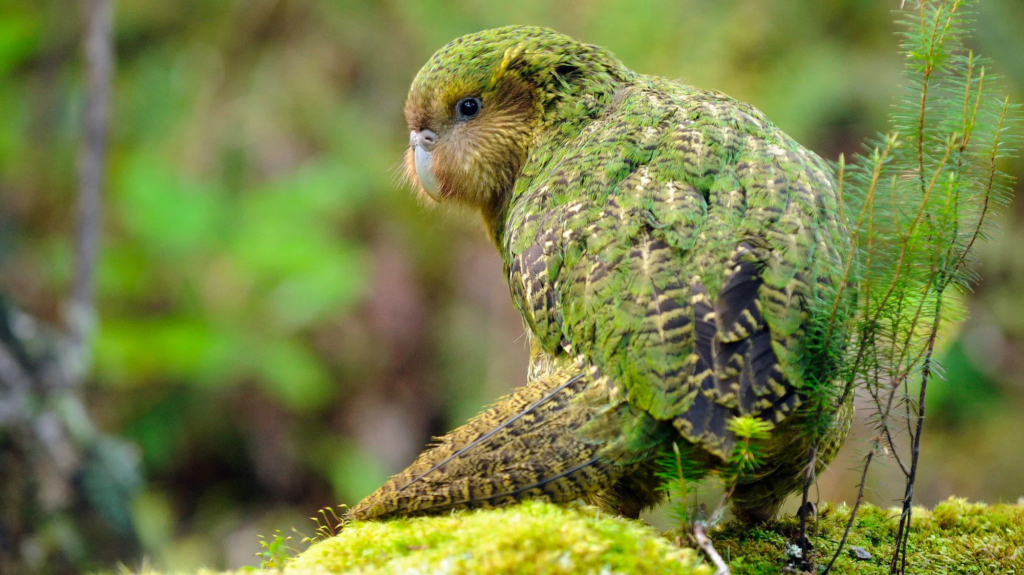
<box><xmin>287</xmin><ymin>500</ymin><xmax>709</xmax><ymax>574</ymax></box>
<box><xmin>130</xmin><ymin>497</ymin><xmax>1023</xmax><ymax>574</ymax></box>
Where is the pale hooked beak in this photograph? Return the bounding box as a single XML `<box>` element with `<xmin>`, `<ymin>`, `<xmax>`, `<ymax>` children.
<box><xmin>410</xmin><ymin>129</ymin><xmax>441</xmax><ymax>201</ymax></box>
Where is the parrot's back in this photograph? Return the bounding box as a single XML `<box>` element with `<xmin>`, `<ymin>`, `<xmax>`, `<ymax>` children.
<box><xmin>505</xmin><ymin>79</ymin><xmax>851</xmax><ymax>461</ymax></box>
<box><xmin>354</xmin><ymin>34</ymin><xmax>854</xmax><ymax>522</ymax></box>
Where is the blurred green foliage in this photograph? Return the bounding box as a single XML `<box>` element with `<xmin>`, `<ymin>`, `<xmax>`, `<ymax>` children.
<box><xmin>0</xmin><ymin>0</ymin><xmax>1022</xmax><ymax>571</ymax></box>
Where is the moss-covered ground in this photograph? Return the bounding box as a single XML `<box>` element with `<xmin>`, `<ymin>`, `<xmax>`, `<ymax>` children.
<box><xmin>716</xmin><ymin>497</ymin><xmax>1023</xmax><ymax>574</ymax></box>
<box><xmin>125</xmin><ymin>497</ymin><xmax>1023</xmax><ymax>574</ymax></box>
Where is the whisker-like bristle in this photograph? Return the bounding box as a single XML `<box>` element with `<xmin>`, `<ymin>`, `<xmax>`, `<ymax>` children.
<box><xmin>391</xmin><ymin>148</ymin><xmax>444</xmax><ymax>209</ymax></box>
<box><xmin>389</xmin><ymin>153</ymin><xmax>412</xmax><ymax>189</ymax></box>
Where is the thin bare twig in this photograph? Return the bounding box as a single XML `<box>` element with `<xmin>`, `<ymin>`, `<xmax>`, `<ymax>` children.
<box><xmin>797</xmin><ymin>444</ymin><xmax>818</xmax><ymax>564</ymax></box>
<box><xmin>69</xmin><ymin>0</ymin><xmax>113</xmax><ymax>365</ymax></box>
<box><xmin>693</xmin><ymin>522</ymin><xmax>730</xmax><ymax>575</ymax></box>
<box><xmin>822</xmin><ymin>448</ymin><xmax>875</xmax><ymax>574</ymax></box>
<box><xmin>890</xmin><ymin>296</ymin><xmax>943</xmax><ymax>573</ymax></box>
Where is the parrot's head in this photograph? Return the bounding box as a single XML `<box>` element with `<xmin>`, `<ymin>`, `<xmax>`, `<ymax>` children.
<box><xmin>402</xmin><ymin>26</ymin><xmax>630</xmax><ymax>228</ymax></box>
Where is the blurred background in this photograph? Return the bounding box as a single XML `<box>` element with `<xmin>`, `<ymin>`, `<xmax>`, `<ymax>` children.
<box><xmin>1</xmin><ymin>0</ymin><xmax>1022</xmax><ymax>572</ymax></box>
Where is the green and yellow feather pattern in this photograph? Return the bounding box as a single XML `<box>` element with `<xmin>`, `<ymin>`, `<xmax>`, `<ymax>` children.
<box><xmin>353</xmin><ymin>26</ymin><xmax>855</xmax><ymax>523</ymax></box>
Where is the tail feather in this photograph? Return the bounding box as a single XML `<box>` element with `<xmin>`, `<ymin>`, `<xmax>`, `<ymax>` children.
<box><xmin>393</xmin><ymin>372</ymin><xmax>587</xmax><ymax>493</ymax></box>
<box><xmin>350</xmin><ymin>364</ymin><xmax>662</xmax><ymax>520</ymax></box>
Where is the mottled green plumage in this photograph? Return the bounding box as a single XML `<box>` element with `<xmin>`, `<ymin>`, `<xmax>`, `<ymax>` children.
<box><xmin>354</xmin><ymin>26</ymin><xmax>855</xmax><ymax>523</ymax></box>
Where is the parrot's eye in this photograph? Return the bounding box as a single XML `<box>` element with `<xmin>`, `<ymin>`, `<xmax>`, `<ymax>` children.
<box><xmin>456</xmin><ymin>97</ymin><xmax>482</xmax><ymax>120</ymax></box>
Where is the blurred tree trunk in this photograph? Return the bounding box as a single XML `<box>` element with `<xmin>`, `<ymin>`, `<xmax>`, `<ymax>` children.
<box><xmin>0</xmin><ymin>1</ymin><xmax>142</xmax><ymax>573</ymax></box>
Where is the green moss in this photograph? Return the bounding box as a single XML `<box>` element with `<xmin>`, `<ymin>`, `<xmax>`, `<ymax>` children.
<box><xmin>716</xmin><ymin>497</ymin><xmax>1024</xmax><ymax>574</ymax></box>
<box><xmin>286</xmin><ymin>500</ymin><xmax>709</xmax><ymax>574</ymax></box>
<box><xmin>119</xmin><ymin>497</ymin><xmax>1023</xmax><ymax>574</ymax></box>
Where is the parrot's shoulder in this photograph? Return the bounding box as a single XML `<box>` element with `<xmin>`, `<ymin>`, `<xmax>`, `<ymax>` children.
<box><xmin>504</xmin><ymin>80</ymin><xmax>784</xmax><ymax>255</ymax></box>
<box><xmin>623</xmin><ymin>78</ymin><xmax>781</xmax><ymax>138</ymax></box>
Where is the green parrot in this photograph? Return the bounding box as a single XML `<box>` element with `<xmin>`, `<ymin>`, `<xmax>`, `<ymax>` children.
<box><xmin>352</xmin><ymin>25</ymin><xmax>854</xmax><ymax>523</ymax></box>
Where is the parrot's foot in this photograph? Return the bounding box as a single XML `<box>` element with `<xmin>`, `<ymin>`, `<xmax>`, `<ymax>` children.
<box><xmin>796</xmin><ymin>500</ymin><xmax>817</xmax><ymax>520</ymax></box>
<box><xmin>729</xmin><ymin>487</ymin><xmax>788</xmax><ymax>524</ymax></box>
